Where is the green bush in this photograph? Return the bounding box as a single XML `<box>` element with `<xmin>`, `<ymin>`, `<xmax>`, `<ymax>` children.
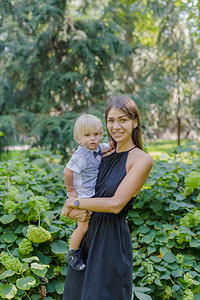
<box><xmin>0</xmin><ymin>146</ymin><xmax>199</xmax><ymax>299</ymax></box>
<box><xmin>0</xmin><ymin>148</ymin><xmax>74</xmax><ymax>299</ymax></box>
<box><xmin>130</xmin><ymin>146</ymin><xmax>200</xmax><ymax>300</ymax></box>
<box><xmin>0</xmin><ymin>117</ymin><xmax>19</xmax><ymax>155</ymax></box>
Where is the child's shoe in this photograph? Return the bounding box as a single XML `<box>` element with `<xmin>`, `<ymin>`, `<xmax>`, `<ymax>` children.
<box><xmin>65</xmin><ymin>249</ymin><xmax>85</xmax><ymax>271</ymax></box>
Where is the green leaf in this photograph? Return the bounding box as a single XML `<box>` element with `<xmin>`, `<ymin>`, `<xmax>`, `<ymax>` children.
<box><xmin>31</xmin><ymin>294</ymin><xmax>40</xmax><ymax>300</ymax></box>
<box><xmin>14</xmin><ymin>225</ymin><xmax>24</xmax><ymax>234</ymax></box>
<box><xmin>175</xmin><ymin>194</ymin><xmax>185</xmax><ymax>201</ymax></box>
<box><xmin>61</xmin><ymin>265</ymin><xmax>68</xmax><ymax>276</ymax></box>
<box><xmin>43</xmin><ymin>213</ymin><xmax>51</xmax><ymax>226</ymax></box>
<box><xmin>168</xmin><ymin>263</ymin><xmax>179</xmax><ymax>270</ymax></box>
<box><xmin>50</xmin><ymin>240</ymin><xmax>68</xmax><ymax>254</ymax></box>
<box><xmin>132</xmin><ymin>287</ymin><xmax>151</xmax><ymax>293</ymax></box>
<box><xmin>3</xmin><ymin>232</ymin><xmax>17</xmax><ymax>243</ymax></box>
<box><xmin>177</xmin><ymin>278</ymin><xmax>190</xmax><ymax>289</ymax></box>
<box><xmin>147</xmin><ymin>246</ymin><xmax>156</xmax><ymax>256</ymax></box>
<box><xmin>154</xmin><ymin>265</ymin><xmax>168</xmax><ymax>272</ymax></box>
<box><xmin>140</xmin><ymin>235</ymin><xmax>154</xmax><ymax>244</ymax></box>
<box><xmin>162</xmin><ymin>252</ymin><xmax>176</xmax><ymax>263</ymax></box>
<box><xmin>167</xmin><ymin>239</ymin><xmax>175</xmax><ymax>248</ymax></box>
<box><xmin>35</xmin><ymin>250</ymin><xmax>51</xmax><ymax>264</ymax></box>
<box><xmin>21</xmin><ymin>256</ymin><xmax>39</xmax><ymax>263</ymax></box>
<box><xmin>169</xmin><ymin>202</ymin><xmax>179</xmax><ymax>210</ymax></box>
<box><xmin>188</xmin><ymin>271</ymin><xmax>199</xmax><ymax>278</ymax></box>
<box><xmin>46</xmin><ymin>266</ymin><xmax>55</xmax><ymax>279</ymax></box>
<box><xmin>172</xmin><ymin>284</ymin><xmax>180</xmax><ymax>291</ymax></box>
<box><xmin>55</xmin><ymin>280</ymin><xmax>65</xmax><ymax>294</ymax></box>
<box><xmin>49</xmin><ymin>225</ymin><xmax>61</xmax><ymax>233</ymax></box>
<box><xmin>160</xmin><ymin>274</ymin><xmax>171</xmax><ymax>280</ymax></box>
<box><xmin>0</xmin><ymin>214</ymin><xmax>16</xmax><ymax>224</ymax></box>
<box><xmin>16</xmin><ymin>277</ymin><xmax>36</xmax><ymax>290</ymax></box>
<box><xmin>194</xmin><ymin>265</ymin><xmax>200</xmax><ymax>273</ymax></box>
<box><xmin>31</xmin><ymin>185</ymin><xmax>43</xmax><ymax>193</ymax></box>
<box><xmin>47</xmin><ymin>280</ymin><xmax>56</xmax><ymax>293</ymax></box>
<box><xmin>0</xmin><ymin>270</ymin><xmax>15</xmax><ymax>280</ymax></box>
<box><xmin>31</xmin><ymin>263</ymin><xmax>48</xmax><ymax>277</ymax></box>
<box><xmin>179</xmin><ymin>226</ymin><xmax>195</xmax><ymax>235</ymax></box>
<box><xmin>133</xmin><ymin>217</ymin><xmax>144</xmax><ymax>225</ymax></box>
<box><xmin>0</xmin><ymin>284</ymin><xmax>17</xmax><ymax>299</ymax></box>
<box><xmin>150</xmin><ymin>256</ymin><xmax>162</xmax><ymax>263</ymax></box>
<box><xmin>138</xmin><ymin>225</ymin><xmax>150</xmax><ymax>234</ymax></box>
<box><xmin>154</xmin><ymin>222</ymin><xmax>164</xmax><ymax>230</ymax></box>
<box><xmin>154</xmin><ymin>279</ymin><xmax>162</xmax><ymax>286</ymax></box>
<box><xmin>172</xmin><ymin>269</ymin><xmax>182</xmax><ymax>277</ymax></box>
<box><xmin>128</xmin><ymin>211</ymin><xmax>139</xmax><ymax>218</ymax></box>
<box><xmin>183</xmin><ymin>259</ymin><xmax>194</xmax><ymax>267</ymax></box>
<box><xmin>135</xmin><ymin>291</ymin><xmax>152</xmax><ymax>300</ymax></box>
<box><xmin>190</xmin><ymin>239</ymin><xmax>200</xmax><ymax>248</ymax></box>
<box><xmin>150</xmin><ymin>202</ymin><xmax>162</xmax><ymax>212</ymax></box>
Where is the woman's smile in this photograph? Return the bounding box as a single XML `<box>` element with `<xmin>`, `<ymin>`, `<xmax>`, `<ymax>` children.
<box><xmin>112</xmin><ymin>132</ymin><xmax>124</xmax><ymax>138</ymax></box>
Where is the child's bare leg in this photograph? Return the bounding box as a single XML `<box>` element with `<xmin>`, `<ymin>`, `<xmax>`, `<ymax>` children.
<box><xmin>70</xmin><ymin>220</ymin><xmax>89</xmax><ymax>250</ymax></box>
<box><xmin>66</xmin><ymin>221</ymin><xmax>89</xmax><ymax>270</ymax></box>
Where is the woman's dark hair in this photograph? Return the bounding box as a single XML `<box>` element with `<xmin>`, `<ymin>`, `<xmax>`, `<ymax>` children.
<box><xmin>105</xmin><ymin>95</ymin><xmax>143</xmax><ymax>150</ymax></box>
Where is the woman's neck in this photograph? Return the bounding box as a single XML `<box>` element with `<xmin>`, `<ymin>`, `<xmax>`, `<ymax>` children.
<box><xmin>116</xmin><ymin>140</ymin><xmax>135</xmax><ymax>153</ymax></box>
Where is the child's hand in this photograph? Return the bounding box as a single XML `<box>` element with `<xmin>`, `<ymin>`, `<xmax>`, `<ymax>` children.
<box><xmin>103</xmin><ymin>143</ymin><xmax>115</xmax><ymax>157</ymax></box>
<box><xmin>109</xmin><ymin>141</ymin><xmax>115</xmax><ymax>150</ymax></box>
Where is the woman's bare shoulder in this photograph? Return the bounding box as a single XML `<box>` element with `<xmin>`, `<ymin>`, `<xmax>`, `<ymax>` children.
<box><xmin>127</xmin><ymin>148</ymin><xmax>153</xmax><ymax>170</ymax></box>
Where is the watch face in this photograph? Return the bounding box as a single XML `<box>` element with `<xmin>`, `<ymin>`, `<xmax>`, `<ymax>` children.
<box><xmin>74</xmin><ymin>199</ymin><xmax>80</xmax><ymax>207</ymax></box>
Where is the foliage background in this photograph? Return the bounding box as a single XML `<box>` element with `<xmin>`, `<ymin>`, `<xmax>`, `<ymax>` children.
<box><xmin>0</xmin><ymin>146</ymin><xmax>199</xmax><ymax>299</ymax></box>
<box><xmin>0</xmin><ymin>0</ymin><xmax>200</xmax><ymax>299</ymax></box>
<box><xmin>0</xmin><ymin>0</ymin><xmax>200</xmax><ymax>157</ymax></box>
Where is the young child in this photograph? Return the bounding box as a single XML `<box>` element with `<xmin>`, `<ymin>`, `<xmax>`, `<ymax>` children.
<box><xmin>64</xmin><ymin>114</ymin><xmax>112</xmax><ymax>271</ymax></box>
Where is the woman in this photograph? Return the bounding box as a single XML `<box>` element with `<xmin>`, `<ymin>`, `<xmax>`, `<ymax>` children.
<box><xmin>62</xmin><ymin>95</ymin><xmax>153</xmax><ymax>300</ymax></box>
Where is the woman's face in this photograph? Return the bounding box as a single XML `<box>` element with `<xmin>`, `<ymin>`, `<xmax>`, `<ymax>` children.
<box><xmin>107</xmin><ymin>107</ymin><xmax>134</xmax><ymax>143</ymax></box>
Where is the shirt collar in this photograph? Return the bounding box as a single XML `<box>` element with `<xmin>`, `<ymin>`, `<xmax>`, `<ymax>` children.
<box><xmin>78</xmin><ymin>145</ymin><xmax>99</xmax><ymax>153</ymax></box>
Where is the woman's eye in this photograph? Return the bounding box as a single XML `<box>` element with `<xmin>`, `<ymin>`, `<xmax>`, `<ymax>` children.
<box><xmin>85</xmin><ymin>134</ymin><xmax>89</xmax><ymax>136</ymax></box>
<box><xmin>107</xmin><ymin>119</ymin><xmax>113</xmax><ymax>123</ymax></box>
<box><xmin>121</xmin><ymin>119</ymin><xmax>127</xmax><ymax>122</ymax></box>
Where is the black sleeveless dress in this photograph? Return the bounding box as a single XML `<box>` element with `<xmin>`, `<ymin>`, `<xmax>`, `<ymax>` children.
<box><xmin>62</xmin><ymin>148</ymin><xmax>136</xmax><ymax>300</ymax></box>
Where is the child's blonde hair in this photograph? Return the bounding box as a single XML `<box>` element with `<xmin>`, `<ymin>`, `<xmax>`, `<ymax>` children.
<box><xmin>74</xmin><ymin>114</ymin><xmax>103</xmax><ymax>143</ymax></box>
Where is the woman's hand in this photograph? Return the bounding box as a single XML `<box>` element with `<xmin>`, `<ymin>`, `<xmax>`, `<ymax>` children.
<box><xmin>62</xmin><ymin>198</ymin><xmax>92</xmax><ymax>221</ymax></box>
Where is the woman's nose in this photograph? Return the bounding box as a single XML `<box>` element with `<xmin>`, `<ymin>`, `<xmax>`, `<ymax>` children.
<box><xmin>113</xmin><ymin>121</ymin><xmax>120</xmax><ymax>129</ymax></box>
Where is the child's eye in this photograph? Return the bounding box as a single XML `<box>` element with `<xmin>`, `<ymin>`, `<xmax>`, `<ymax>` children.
<box><xmin>107</xmin><ymin>119</ymin><xmax>113</xmax><ymax>123</ymax></box>
<box><xmin>121</xmin><ymin>119</ymin><xmax>127</xmax><ymax>122</ymax></box>
<box><xmin>85</xmin><ymin>134</ymin><xmax>90</xmax><ymax>136</ymax></box>
<box><xmin>94</xmin><ymin>132</ymin><xmax>99</xmax><ymax>136</ymax></box>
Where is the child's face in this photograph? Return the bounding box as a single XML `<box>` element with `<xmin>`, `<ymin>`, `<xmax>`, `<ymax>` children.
<box><xmin>78</xmin><ymin>131</ymin><xmax>102</xmax><ymax>150</ymax></box>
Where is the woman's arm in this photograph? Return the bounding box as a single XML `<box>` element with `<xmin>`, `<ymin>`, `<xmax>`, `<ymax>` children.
<box><xmin>64</xmin><ymin>154</ymin><xmax>153</xmax><ymax>215</ymax></box>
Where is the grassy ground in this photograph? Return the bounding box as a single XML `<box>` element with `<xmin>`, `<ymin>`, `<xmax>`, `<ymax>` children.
<box><xmin>0</xmin><ymin>150</ymin><xmax>28</xmax><ymax>161</ymax></box>
<box><xmin>145</xmin><ymin>139</ymin><xmax>199</xmax><ymax>159</ymax></box>
<box><xmin>1</xmin><ymin>139</ymin><xmax>199</xmax><ymax>161</ymax></box>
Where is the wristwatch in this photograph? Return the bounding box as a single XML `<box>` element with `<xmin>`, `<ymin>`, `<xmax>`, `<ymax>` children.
<box><xmin>74</xmin><ymin>199</ymin><xmax>80</xmax><ymax>208</ymax></box>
